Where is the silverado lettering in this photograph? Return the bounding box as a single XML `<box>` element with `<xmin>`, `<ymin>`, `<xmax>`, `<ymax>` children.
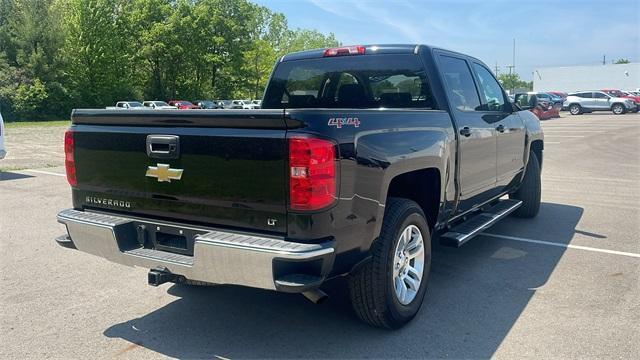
<box><xmin>56</xmin><ymin>44</ymin><xmax>543</xmax><ymax>329</ymax></box>
<box><xmin>85</xmin><ymin>196</ymin><xmax>131</xmax><ymax>209</ymax></box>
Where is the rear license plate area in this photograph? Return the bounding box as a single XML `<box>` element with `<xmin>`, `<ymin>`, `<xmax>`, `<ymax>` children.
<box><xmin>156</xmin><ymin>231</ymin><xmax>187</xmax><ymax>250</ymax></box>
<box><xmin>133</xmin><ymin>221</ymin><xmax>201</xmax><ymax>256</ymax></box>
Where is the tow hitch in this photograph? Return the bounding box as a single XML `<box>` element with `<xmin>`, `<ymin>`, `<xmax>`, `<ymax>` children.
<box><xmin>148</xmin><ymin>268</ymin><xmax>178</xmax><ymax>286</ymax></box>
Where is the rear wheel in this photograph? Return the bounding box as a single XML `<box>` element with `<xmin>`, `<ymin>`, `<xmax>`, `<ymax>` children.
<box><xmin>612</xmin><ymin>103</ymin><xmax>625</xmax><ymax>115</ymax></box>
<box><xmin>349</xmin><ymin>197</ymin><xmax>431</xmax><ymax>329</ymax></box>
<box><xmin>510</xmin><ymin>151</ymin><xmax>541</xmax><ymax>218</ymax></box>
<box><xmin>569</xmin><ymin>104</ymin><xmax>582</xmax><ymax>115</ymax></box>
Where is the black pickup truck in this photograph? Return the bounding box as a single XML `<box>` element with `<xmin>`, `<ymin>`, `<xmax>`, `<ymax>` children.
<box><xmin>57</xmin><ymin>44</ymin><xmax>543</xmax><ymax>329</ymax></box>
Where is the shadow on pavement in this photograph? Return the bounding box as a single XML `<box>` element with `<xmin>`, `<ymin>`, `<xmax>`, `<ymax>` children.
<box><xmin>0</xmin><ymin>171</ymin><xmax>34</xmax><ymax>181</ymax></box>
<box><xmin>104</xmin><ymin>202</ymin><xmax>583</xmax><ymax>359</ymax></box>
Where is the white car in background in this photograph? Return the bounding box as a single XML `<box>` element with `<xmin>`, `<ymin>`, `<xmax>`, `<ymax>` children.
<box><xmin>106</xmin><ymin>101</ymin><xmax>146</xmax><ymax>110</ymax></box>
<box><xmin>563</xmin><ymin>91</ymin><xmax>636</xmax><ymax>115</ymax></box>
<box><xmin>142</xmin><ymin>101</ymin><xmax>177</xmax><ymax>110</ymax></box>
<box><xmin>229</xmin><ymin>100</ymin><xmax>250</xmax><ymax>109</ymax></box>
<box><xmin>0</xmin><ymin>112</ymin><xmax>6</xmax><ymax>159</ymax></box>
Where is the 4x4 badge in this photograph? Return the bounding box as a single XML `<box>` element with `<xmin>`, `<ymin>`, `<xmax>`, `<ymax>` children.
<box><xmin>146</xmin><ymin>163</ymin><xmax>183</xmax><ymax>182</ymax></box>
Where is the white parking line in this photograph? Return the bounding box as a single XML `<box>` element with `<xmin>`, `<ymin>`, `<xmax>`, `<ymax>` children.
<box><xmin>21</xmin><ymin>169</ymin><xmax>66</xmax><ymax>177</ymax></box>
<box><xmin>482</xmin><ymin>233</ymin><xmax>640</xmax><ymax>258</ymax></box>
<box><xmin>543</xmin><ymin>175</ymin><xmax>637</xmax><ymax>183</ymax></box>
<box><xmin>543</xmin><ymin>135</ymin><xmax>586</xmax><ymax>138</ymax></box>
<box><xmin>542</xmin><ymin>130</ymin><xmax>603</xmax><ymax>133</ymax></box>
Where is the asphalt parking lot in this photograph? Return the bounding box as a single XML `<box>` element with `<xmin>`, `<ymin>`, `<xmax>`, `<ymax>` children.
<box><xmin>1</xmin><ymin>112</ymin><xmax>639</xmax><ymax>359</ymax></box>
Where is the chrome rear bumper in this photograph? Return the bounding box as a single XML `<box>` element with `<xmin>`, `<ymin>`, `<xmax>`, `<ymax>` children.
<box><xmin>57</xmin><ymin>209</ymin><xmax>334</xmax><ymax>291</ymax></box>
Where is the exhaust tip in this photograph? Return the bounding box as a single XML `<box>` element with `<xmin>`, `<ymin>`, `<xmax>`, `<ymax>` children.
<box><xmin>302</xmin><ymin>289</ymin><xmax>328</xmax><ymax>304</ymax></box>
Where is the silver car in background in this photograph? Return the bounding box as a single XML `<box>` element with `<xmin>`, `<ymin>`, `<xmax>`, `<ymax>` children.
<box><xmin>563</xmin><ymin>91</ymin><xmax>636</xmax><ymax>115</ymax></box>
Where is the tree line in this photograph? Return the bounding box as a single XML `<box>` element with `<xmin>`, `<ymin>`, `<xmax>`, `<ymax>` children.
<box><xmin>0</xmin><ymin>0</ymin><xmax>339</xmax><ymax>121</ymax></box>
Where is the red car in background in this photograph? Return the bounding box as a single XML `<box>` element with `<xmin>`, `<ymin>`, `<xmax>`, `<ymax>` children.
<box><xmin>168</xmin><ymin>100</ymin><xmax>200</xmax><ymax>109</ymax></box>
<box><xmin>514</xmin><ymin>92</ymin><xmax>559</xmax><ymax>120</ymax></box>
<box><xmin>601</xmin><ymin>89</ymin><xmax>640</xmax><ymax>107</ymax></box>
<box><xmin>547</xmin><ymin>91</ymin><xmax>568</xmax><ymax>101</ymax></box>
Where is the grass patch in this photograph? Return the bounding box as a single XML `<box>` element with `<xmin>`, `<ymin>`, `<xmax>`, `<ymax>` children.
<box><xmin>0</xmin><ymin>163</ymin><xmax>61</xmax><ymax>172</ymax></box>
<box><xmin>4</xmin><ymin>120</ymin><xmax>70</xmax><ymax>128</ymax></box>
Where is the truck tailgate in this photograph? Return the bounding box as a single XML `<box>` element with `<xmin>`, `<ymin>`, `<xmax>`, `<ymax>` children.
<box><xmin>69</xmin><ymin>109</ymin><xmax>288</xmax><ymax>234</ymax></box>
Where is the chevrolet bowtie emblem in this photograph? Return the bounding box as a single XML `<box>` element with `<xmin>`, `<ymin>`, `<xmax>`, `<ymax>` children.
<box><xmin>146</xmin><ymin>164</ymin><xmax>183</xmax><ymax>182</ymax></box>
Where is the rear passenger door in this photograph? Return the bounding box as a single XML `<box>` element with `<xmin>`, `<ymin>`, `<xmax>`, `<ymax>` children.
<box><xmin>471</xmin><ymin>62</ymin><xmax>526</xmax><ymax>189</ymax></box>
<box><xmin>592</xmin><ymin>92</ymin><xmax>611</xmax><ymax>109</ymax></box>
<box><xmin>578</xmin><ymin>92</ymin><xmax>595</xmax><ymax>108</ymax></box>
<box><xmin>436</xmin><ymin>53</ymin><xmax>497</xmax><ymax>213</ymax></box>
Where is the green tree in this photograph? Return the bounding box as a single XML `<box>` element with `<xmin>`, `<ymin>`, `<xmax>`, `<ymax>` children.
<box><xmin>1</xmin><ymin>0</ymin><xmax>342</xmax><ymax>120</ymax></box>
<box><xmin>59</xmin><ymin>0</ymin><xmax>137</xmax><ymax>107</ymax></box>
<box><xmin>0</xmin><ymin>0</ymin><xmax>67</xmax><ymax>119</ymax></box>
<box><xmin>12</xmin><ymin>78</ymin><xmax>48</xmax><ymax>119</ymax></box>
<box><xmin>284</xmin><ymin>29</ymin><xmax>340</xmax><ymax>54</ymax></box>
<box><xmin>614</xmin><ymin>58</ymin><xmax>630</xmax><ymax>64</ymax></box>
<box><xmin>497</xmin><ymin>73</ymin><xmax>531</xmax><ymax>92</ymax></box>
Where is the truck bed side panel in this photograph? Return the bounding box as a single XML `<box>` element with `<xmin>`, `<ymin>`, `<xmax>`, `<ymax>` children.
<box><xmin>285</xmin><ymin>109</ymin><xmax>456</xmax><ymax>275</ymax></box>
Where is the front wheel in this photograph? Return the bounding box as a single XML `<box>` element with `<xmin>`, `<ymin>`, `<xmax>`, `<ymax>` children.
<box><xmin>569</xmin><ymin>104</ymin><xmax>582</xmax><ymax>115</ymax></box>
<box><xmin>612</xmin><ymin>103</ymin><xmax>625</xmax><ymax>115</ymax></box>
<box><xmin>349</xmin><ymin>198</ymin><xmax>431</xmax><ymax>329</ymax></box>
<box><xmin>510</xmin><ymin>151</ymin><xmax>541</xmax><ymax>218</ymax></box>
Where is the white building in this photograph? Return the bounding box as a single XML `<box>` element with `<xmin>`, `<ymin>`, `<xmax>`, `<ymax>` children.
<box><xmin>533</xmin><ymin>63</ymin><xmax>640</xmax><ymax>92</ymax></box>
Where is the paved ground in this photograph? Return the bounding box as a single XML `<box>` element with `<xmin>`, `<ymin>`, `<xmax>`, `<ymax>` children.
<box><xmin>0</xmin><ymin>123</ymin><xmax>68</xmax><ymax>170</ymax></box>
<box><xmin>1</xmin><ymin>113</ymin><xmax>639</xmax><ymax>359</ymax></box>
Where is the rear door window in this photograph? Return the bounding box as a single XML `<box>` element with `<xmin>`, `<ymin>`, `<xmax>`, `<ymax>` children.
<box><xmin>262</xmin><ymin>54</ymin><xmax>436</xmax><ymax>109</ymax></box>
<box><xmin>438</xmin><ymin>55</ymin><xmax>482</xmax><ymax>111</ymax></box>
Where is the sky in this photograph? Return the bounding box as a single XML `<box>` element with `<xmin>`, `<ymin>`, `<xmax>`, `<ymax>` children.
<box><xmin>253</xmin><ymin>0</ymin><xmax>640</xmax><ymax>81</ymax></box>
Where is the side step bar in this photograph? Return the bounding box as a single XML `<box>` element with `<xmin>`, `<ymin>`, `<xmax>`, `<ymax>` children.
<box><xmin>440</xmin><ymin>199</ymin><xmax>522</xmax><ymax>247</ymax></box>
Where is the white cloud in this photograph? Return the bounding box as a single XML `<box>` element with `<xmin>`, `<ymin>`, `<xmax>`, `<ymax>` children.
<box><xmin>309</xmin><ymin>0</ymin><xmax>424</xmax><ymax>43</ymax></box>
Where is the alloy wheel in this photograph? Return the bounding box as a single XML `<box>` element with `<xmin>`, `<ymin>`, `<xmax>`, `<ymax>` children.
<box><xmin>392</xmin><ymin>224</ymin><xmax>425</xmax><ymax>305</ymax></box>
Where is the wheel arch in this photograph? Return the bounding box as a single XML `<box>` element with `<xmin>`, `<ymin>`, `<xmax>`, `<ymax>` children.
<box><xmin>384</xmin><ymin>168</ymin><xmax>442</xmax><ymax>231</ymax></box>
<box><xmin>530</xmin><ymin>139</ymin><xmax>544</xmax><ymax>169</ymax></box>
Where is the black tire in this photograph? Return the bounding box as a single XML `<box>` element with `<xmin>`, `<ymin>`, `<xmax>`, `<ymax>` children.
<box><xmin>611</xmin><ymin>103</ymin><xmax>625</xmax><ymax>115</ymax></box>
<box><xmin>510</xmin><ymin>151</ymin><xmax>541</xmax><ymax>218</ymax></box>
<box><xmin>348</xmin><ymin>197</ymin><xmax>431</xmax><ymax>329</ymax></box>
<box><xmin>569</xmin><ymin>104</ymin><xmax>582</xmax><ymax>115</ymax></box>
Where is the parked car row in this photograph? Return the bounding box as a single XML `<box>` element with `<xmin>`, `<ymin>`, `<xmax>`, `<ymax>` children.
<box><xmin>105</xmin><ymin>99</ymin><xmax>262</xmax><ymax>110</ymax></box>
<box><xmin>512</xmin><ymin>88</ymin><xmax>639</xmax><ymax>119</ymax></box>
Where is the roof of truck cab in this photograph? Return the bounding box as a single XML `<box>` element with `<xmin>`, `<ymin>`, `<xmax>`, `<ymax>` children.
<box><xmin>280</xmin><ymin>44</ymin><xmax>476</xmax><ymax>62</ymax></box>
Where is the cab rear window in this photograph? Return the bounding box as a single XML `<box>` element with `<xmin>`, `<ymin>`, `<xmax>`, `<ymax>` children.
<box><xmin>262</xmin><ymin>54</ymin><xmax>437</xmax><ymax>109</ymax></box>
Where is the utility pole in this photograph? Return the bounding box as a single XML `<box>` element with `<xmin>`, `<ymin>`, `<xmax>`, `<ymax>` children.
<box><xmin>512</xmin><ymin>38</ymin><xmax>516</xmax><ymax>75</ymax></box>
<box><xmin>603</xmin><ymin>54</ymin><xmax>606</xmax><ymax>65</ymax></box>
<box><xmin>506</xmin><ymin>65</ymin><xmax>515</xmax><ymax>75</ymax></box>
<box><xmin>494</xmin><ymin>61</ymin><xmax>500</xmax><ymax>76</ymax></box>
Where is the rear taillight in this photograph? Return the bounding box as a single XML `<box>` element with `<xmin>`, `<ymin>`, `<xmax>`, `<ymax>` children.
<box><xmin>64</xmin><ymin>130</ymin><xmax>77</xmax><ymax>186</ymax></box>
<box><xmin>323</xmin><ymin>45</ymin><xmax>365</xmax><ymax>57</ymax></box>
<box><xmin>288</xmin><ymin>135</ymin><xmax>337</xmax><ymax>211</ymax></box>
